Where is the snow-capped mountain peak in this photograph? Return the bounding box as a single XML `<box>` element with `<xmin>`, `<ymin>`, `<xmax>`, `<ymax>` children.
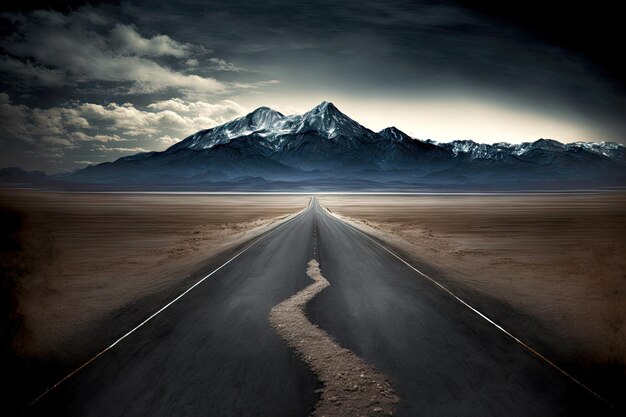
<box><xmin>165</xmin><ymin>102</ymin><xmax>625</xmax><ymax>170</ymax></box>
<box><xmin>308</xmin><ymin>100</ymin><xmax>336</xmax><ymax>114</ymax></box>
<box><xmin>168</xmin><ymin>101</ymin><xmax>378</xmax><ymax>152</ymax></box>
<box><xmin>570</xmin><ymin>141</ymin><xmax>626</xmax><ymax>159</ymax></box>
<box><xmin>379</xmin><ymin>127</ymin><xmax>412</xmax><ymax>142</ymax></box>
<box><xmin>247</xmin><ymin>106</ymin><xmax>285</xmax><ymax>128</ymax></box>
<box><xmin>291</xmin><ymin>101</ymin><xmax>374</xmax><ymax>140</ymax></box>
<box><xmin>74</xmin><ymin>101</ymin><xmax>626</xmax><ymax>188</ymax></box>
<box><xmin>168</xmin><ymin>106</ymin><xmax>285</xmax><ymax>151</ymax></box>
<box><xmin>436</xmin><ymin>138</ymin><xmax>626</xmax><ymax>163</ymax></box>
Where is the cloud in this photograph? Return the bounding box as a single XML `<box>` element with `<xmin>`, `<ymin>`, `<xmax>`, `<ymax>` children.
<box><xmin>0</xmin><ymin>56</ymin><xmax>65</xmax><ymax>86</ymax></box>
<box><xmin>0</xmin><ymin>94</ymin><xmax>83</xmax><ymax>146</ymax></box>
<box><xmin>0</xmin><ymin>9</ymin><xmax>246</xmax><ymax>94</ymax></box>
<box><xmin>146</xmin><ymin>97</ymin><xmax>245</xmax><ymax>119</ymax></box>
<box><xmin>73</xmin><ymin>160</ymin><xmax>99</xmax><ymax>165</ymax></box>
<box><xmin>93</xmin><ymin>145</ymin><xmax>150</xmax><ymax>153</ymax></box>
<box><xmin>0</xmin><ymin>93</ymin><xmax>247</xmax><ymax>171</ymax></box>
<box><xmin>110</xmin><ymin>24</ymin><xmax>190</xmax><ymax>57</ymax></box>
<box><xmin>209</xmin><ymin>58</ymin><xmax>245</xmax><ymax>72</ymax></box>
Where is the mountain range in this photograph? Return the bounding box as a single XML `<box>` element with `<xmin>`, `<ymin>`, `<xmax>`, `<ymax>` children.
<box><xmin>4</xmin><ymin>102</ymin><xmax>626</xmax><ymax>190</ymax></box>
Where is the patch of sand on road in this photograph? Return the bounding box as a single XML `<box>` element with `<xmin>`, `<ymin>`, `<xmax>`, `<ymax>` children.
<box><xmin>319</xmin><ymin>194</ymin><xmax>626</xmax><ymax>373</ymax></box>
<box><xmin>269</xmin><ymin>259</ymin><xmax>398</xmax><ymax>417</ymax></box>
<box><xmin>0</xmin><ymin>190</ymin><xmax>308</xmax><ymax>356</ymax></box>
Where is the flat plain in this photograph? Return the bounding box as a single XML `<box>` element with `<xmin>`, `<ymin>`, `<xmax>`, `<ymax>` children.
<box><xmin>2</xmin><ymin>190</ymin><xmax>624</xmax><ymax>414</ymax></box>
<box><xmin>319</xmin><ymin>192</ymin><xmax>626</xmax><ymax>405</ymax></box>
<box><xmin>0</xmin><ymin>190</ymin><xmax>308</xmax><ymax>357</ymax></box>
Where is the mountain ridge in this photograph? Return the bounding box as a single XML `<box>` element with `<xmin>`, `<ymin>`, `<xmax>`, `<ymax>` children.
<box><xmin>3</xmin><ymin>101</ymin><xmax>626</xmax><ymax>190</ymax></box>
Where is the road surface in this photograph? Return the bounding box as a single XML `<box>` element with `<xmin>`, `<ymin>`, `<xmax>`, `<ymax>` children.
<box><xmin>26</xmin><ymin>197</ymin><xmax>616</xmax><ymax>416</ymax></box>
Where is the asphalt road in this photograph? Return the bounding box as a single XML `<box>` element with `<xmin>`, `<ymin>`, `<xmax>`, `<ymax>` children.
<box><xmin>26</xmin><ymin>197</ymin><xmax>616</xmax><ymax>416</ymax></box>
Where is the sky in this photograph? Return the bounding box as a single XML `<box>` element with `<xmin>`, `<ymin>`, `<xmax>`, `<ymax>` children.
<box><xmin>0</xmin><ymin>0</ymin><xmax>624</xmax><ymax>172</ymax></box>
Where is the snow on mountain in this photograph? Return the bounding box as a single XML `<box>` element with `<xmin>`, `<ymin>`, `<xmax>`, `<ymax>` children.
<box><xmin>290</xmin><ymin>101</ymin><xmax>376</xmax><ymax>140</ymax></box>
<box><xmin>378</xmin><ymin>127</ymin><xmax>412</xmax><ymax>142</ymax></box>
<box><xmin>167</xmin><ymin>101</ymin><xmax>625</xmax><ymax>165</ymax></box>
<box><xmin>433</xmin><ymin>138</ymin><xmax>626</xmax><ymax>163</ymax></box>
<box><xmin>435</xmin><ymin>140</ymin><xmax>520</xmax><ymax>161</ymax></box>
<box><xmin>571</xmin><ymin>141</ymin><xmax>626</xmax><ymax>160</ymax></box>
<box><xmin>170</xmin><ymin>107</ymin><xmax>285</xmax><ymax>151</ymax></box>
<box><xmin>68</xmin><ymin>101</ymin><xmax>626</xmax><ymax>188</ymax></box>
<box><xmin>169</xmin><ymin>101</ymin><xmax>377</xmax><ymax>153</ymax></box>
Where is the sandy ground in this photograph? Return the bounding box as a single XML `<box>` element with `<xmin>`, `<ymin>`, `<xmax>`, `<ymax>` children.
<box><xmin>0</xmin><ymin>190</ymin><xmax>308</xmax><ymax>356</ymax></box>
<box><xmin>270</xmin><ymin>259</ymin><xmax>398</xmax><ymax>417</ymax></box>
<box><xmin>318</xmin><ymin>193</ymin><xmax>626</xmax><ymax>374</ymax></box>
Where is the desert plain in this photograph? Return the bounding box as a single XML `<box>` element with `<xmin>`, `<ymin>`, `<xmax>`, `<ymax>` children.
<box><xmin>1</xmin><ymin>190</ymin><xmax>625</xmax><ymax>412</ymax></box>
<box><xmin>0</xmin><ymin>190</ymin><xmax>309</xmax><ymax>410</ymax></box>
<box><xmin>319</xmin><ymin>192</ymin><xmax>626</xmax><ymax>408</ymax></box>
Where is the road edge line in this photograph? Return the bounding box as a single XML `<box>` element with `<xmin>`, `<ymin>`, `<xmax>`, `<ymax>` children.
<box><xmin>23</xmin><ymin>198</ymin><xmax>313</xmax><ymax>412</ymax></box>
<box><xmin>319</xmin><ymin>203</ymin><xmax>619</xmax><ymax>414</ymax></box>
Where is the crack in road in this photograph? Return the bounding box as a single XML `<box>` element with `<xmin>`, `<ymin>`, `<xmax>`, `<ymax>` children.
<box><xmin>269</xmin><ymin>259</ymin><xmax>399</xmax><ymax>417</ymax></box>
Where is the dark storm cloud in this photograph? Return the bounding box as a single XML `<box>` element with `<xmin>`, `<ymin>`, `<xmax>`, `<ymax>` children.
<box><xmin>0</xmin><ymin>9</ymin><xmax>245</xmax><ymax>94</ymax></box>
<box><xmin>98</xmin><ymin>0</ymin><xmax>625</xmax><ymax>127</ymax></box>
<box><xmin>0</xmin><ymin>0</ymin><xmax>624</xmax><ymax>172</ymax></box>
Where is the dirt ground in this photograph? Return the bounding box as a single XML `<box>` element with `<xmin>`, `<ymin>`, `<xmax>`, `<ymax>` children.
<box><xmin>270</xmin><ymin>259</ymin><xmax>398</xmax><ymax>417</ymax></box>
<box><xmin>0</xmin><ymin>190</ymin><xmax>308</xmax><ymax>356</ymax></box>
<box><xmin>318</xmin><ymin>193</ymin><xmax>626</xmax><ymax>375</ymax></box>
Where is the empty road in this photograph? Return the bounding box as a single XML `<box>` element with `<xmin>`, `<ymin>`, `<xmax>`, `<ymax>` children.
<box><xmin>26</xmin><ymin>197</ymin><xmax>616</xmax><ymax>416</ymax></box>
